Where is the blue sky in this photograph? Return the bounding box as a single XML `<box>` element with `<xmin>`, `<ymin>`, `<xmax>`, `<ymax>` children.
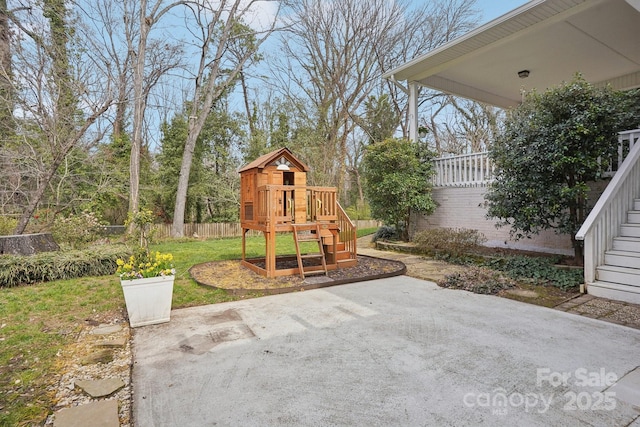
<box><xmin>477</xmin><ymin>0</ymin><xmax>531</xmax><ymax>23</ymax></box>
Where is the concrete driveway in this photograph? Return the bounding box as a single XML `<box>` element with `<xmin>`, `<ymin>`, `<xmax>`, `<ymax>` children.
<box><xmin>132</xmin><ymin>276</ymin><xmax>640</xmax><ymax>426</ymax></box>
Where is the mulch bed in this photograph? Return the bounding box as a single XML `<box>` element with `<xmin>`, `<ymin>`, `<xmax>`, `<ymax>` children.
<box><xmin>189</xmin><ymin>255</ymin><xmax>406</xmax><ymax>295</ymax></box>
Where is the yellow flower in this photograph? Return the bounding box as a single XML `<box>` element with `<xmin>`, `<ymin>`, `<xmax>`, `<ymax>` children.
<box><xmin>116</xmin><ymin>250</ymin><xmax>175</xmax><ymax>280</ymax></box>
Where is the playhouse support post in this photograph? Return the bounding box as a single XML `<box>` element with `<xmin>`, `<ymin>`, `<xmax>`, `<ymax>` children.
<box><xmin>265</xmin><ymin>228</ymin><xmax>276</xmax><ymax>278</ymax></box>
<box><xmin>241</xmin><ymin>228</ymin><xmax>247</xmax><ymax>262</ymax></box>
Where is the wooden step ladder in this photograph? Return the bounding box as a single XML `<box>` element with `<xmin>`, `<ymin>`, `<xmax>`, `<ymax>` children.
<box><xmin>292</xmin><ymin>223</ymin><xmax>328</xmax><ymax>279</ymax></box>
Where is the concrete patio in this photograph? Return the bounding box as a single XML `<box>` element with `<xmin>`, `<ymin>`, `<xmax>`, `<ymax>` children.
<box><xmin>132</xmin><ymin>276</ymin><xmax>640</xmax><ymax>426</ymax></box>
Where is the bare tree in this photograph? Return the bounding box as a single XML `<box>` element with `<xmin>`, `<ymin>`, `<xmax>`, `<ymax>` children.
<box><xmin>275</xmin><ymin>0</ymin><xmax>408</xmax><ymax>196</ymax></box>
<box><xmin>0</xmin><ymin>0</ymin><xmax>12</xmax><ymax>137</ymax></box>
<box><xmin>379</xmin><ymin>0</ymin><xmax>480</xmax><ymax>138</ymax></box>
<box><xmin>6</xmin><ymin>0</ymin><xmax>115</xmax><ymax>233</ymax></box>
<box><xmin>127</xmin><ymin>0</ymin><xmax>186</xmax><ymax>226</ymax></box>
<box><xmin>170</xmin><ymin>0</ymin><xmax>281</xmax><ymax>237</ymax></box>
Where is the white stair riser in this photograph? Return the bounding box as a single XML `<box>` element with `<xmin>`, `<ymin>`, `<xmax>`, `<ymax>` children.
<box><xmin>620</xmin><ymin>225</ymin><xmax>640</xmax><ymax>238</ymax></box>
<box><xmin>634</xmin><ymin>200</ymin><xmax>640</xmax><ymax>211</ymax></box>
<box><xmin>597</xmin><ymin>269</ymin><xmax>640</xmax><ymax>287</ymax></box>
<box><xmin>629</xmin><ymin>212</ymin><xmax>640</xmax><ymax>223</ymax></box>
<box><xmin>604</xmin><ymin>253</ymin><xmax>640</xmax><ymax>269</ymax></box>
<box><xmin>587</xmin><ymin>283</ymin><xmax>640</xmax><ymax>305</ymax></box>
<box><xmin>612</xmin><ymin>238</ymin><xmax>640</xmax><ymax>252</ymax></box>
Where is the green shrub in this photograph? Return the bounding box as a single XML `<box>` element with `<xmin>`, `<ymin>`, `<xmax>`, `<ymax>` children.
<box><xmin>0</xmin><ymin>244</ymin><xmax>132</xmax><ymax>287</ymax></box>
<box><xmin>482</xmin><ymin>256</ymin><xmax>582</xmax><ymax>291</ymax></box>
<box><xmin>372</xmin><ymin>225</ymin><xmax>399</xmax><ymax>242</ymax></box>
<box><xmin>51</xmin><ymin>210</ymin><xmax>105</xmax><ymax>249</ymax></box>
<box><xmin>413</xmin><ymin>228</ymin><xmax>487</xmax><ymax>257</ymax></box>
<box><xmin>345</xmin><ymin>202</ymin><xmax>371</xmax><ymax>220</ymax></box>
<box><xmin>0</xmin><ymin>216</ymin><xmax>18</xmax><ymax>236</ymax></box>
<box><xmin>438</xmin><ymin>266</ymin><xmax>517</xmax><ymax>295</ymax></box>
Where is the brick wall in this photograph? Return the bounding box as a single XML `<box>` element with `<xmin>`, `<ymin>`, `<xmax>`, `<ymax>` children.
<box><xmin>410</xmin><ymin>181</ymin><xmax>610</xmax><ymax>256</ymax></box>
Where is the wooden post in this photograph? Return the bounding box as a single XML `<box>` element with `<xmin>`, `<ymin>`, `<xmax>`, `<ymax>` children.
<box><xmin>266</xmin><ymin>189</ymin><xmax>277</xmax><ymax>277</ymax></box>
<box><xmin>241</xmin><ymin>228</ymin><xmax>247</xmax><ymax>262</ymax></box>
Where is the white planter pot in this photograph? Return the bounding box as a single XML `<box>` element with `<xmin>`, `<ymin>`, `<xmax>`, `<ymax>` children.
<box><xmin>120</xmin><ymin>275</ymin><xmax>174</xmax><ymax>327</ymax></box>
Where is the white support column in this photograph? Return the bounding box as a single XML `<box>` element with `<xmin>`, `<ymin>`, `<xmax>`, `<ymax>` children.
<box><xmin>408</xmin><ymin>82</ymin><xmax>419</xmax><ymax>142</ymax></box>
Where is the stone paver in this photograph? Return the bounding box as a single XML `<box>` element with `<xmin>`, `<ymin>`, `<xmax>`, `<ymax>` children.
<box><xmin>90</xmin><ymin>325</ymin><xmax>123</xmax><ymax>335</ymax></box>
<box><xmin>95</xmin><ymin>338</ymin><xmax>127</xmax><ymax>348</ymax></box>
<box><xmin>80</xmin><ymin>349</ymin><xmax>113</xmax><ymax>365</ymax></box>
<box><xmin>53</xmin><ymin>399</ymin><xmax>119</xmax><ymax>427</ymax></box>
<box><xmin>75</xmin><ymin>378</ymin><xmax>125</xmax><ymax>398</ymax></box>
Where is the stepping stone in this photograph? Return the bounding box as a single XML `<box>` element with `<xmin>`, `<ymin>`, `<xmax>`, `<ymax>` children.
<box><xmin>90</xmin><ymin>325</ymin><xmax>123</xmax><ymax>335</ymax></box>
<box><xmin>75</xmin><ymin>378</ymin><xmax>125</xmax><ymax>398</ymax></box>
<box><xmin>95</xmin><ymin>338</ymin><xmax>127</xmax><ymax>348</ymax></box>
<box><xmin>505</xmin><ymin>289</ymin><xmax>538</xmax><ymax>298</ymax></box>
<box><xmin>80</xmin><ymin>349</ymin><xmax>113</xmax><ymax>365</ymax></box>
<box><xmin>54</xmin><ymin>399</ymin><xmax>119</xmax><ymax>427</ymax></box>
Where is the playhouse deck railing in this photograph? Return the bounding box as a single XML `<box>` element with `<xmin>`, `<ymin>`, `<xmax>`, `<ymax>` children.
<box><xmin>337</xmin><ymin>202</ymin><xmax>357</xmax><ymax>259</ymax></box>
<box><xmin>256</xmin><ymin>185</ymin><xmax>338</xmax><ymax>225</ymax></box>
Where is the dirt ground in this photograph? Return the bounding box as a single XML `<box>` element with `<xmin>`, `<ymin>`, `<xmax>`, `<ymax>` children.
<box><xmin>189</xmin><ymin>236</ymin><xmax>580</xmax><ymax>307</ymax></box>
<box><xmin>189</xmin><ymin>255</ymin><xmax>406</xmax><ymax>295</ymax></box>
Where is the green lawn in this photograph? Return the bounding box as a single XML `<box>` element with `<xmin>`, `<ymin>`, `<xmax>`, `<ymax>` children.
<box><xmin>0</xmin><ymin>227</ymin><xmax>378</xmax><ymax>425</ymax></box>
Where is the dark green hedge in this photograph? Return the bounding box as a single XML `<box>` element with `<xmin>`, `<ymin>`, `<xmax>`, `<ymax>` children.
<box><xmin>0</xmin><ymin>245</ymin><xmax>133</xmax><ymax>287</ymax></box>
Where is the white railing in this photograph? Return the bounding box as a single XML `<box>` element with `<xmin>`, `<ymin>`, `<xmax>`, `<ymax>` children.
<box><xmin>576</xmin><ymin>129</ymin><xmax>640</xmax><ymax>283</ymax></box>
<box><xmin>432</xmin><ymin>152</ymin><xmax>493</xmax><ymax>187</ymax></box>
<box><xmin>602</xmin><ymin>129</ymin><xmax>640</xmax><ymax>177</ymax></box>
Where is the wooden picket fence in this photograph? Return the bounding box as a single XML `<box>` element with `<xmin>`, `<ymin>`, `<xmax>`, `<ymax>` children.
<box><xmin>154</xmin><ymin>220</ymin><xmax>380</xmax><ymax>239</ymax></box>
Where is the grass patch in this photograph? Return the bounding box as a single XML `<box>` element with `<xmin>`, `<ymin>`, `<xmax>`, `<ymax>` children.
<box><xmin>0</xmin><ymin>276</ymin><xmax>123</xmax><ymax>426</ymax></box>
<box><xmin>1</xmin><ymin>230</ymin><xmax>376</xmax><ymax>423</ymax></box>
<box><xmin>0</xmin><ymin>236</ymin><xmax>245</xmax><ymax>424</ymax></box>
<box><xmin>357</xmin><ymin>227</ymin><xmax>377</xmax><ymax>238</ymax></box>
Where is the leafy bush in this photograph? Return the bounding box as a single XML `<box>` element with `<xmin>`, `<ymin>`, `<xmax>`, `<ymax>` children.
<box><xmin>0</xmin><ymin>216</ymin><xmax>18</xmax><ymax>236</ymax></box>
<box><xmin>345</xmin><ymin>202</ymin><xmax>371</xmax><ymax>220</ymax></box>
<box><xmin>51</xmin><ymin>210</ymin><xmax>105</xmax><ymax>249</ymax></box>
<box><xmin>413</xmin><ymin>228</ymin><xmax>487</xmax><ymax>257</ymax></box>
<box><xmin>438</xmin><ymin>266</ymin><xmax>517</xmax><ymax>295</ymax></box>
<box><xmin>125</xmin><ymin>208</ymin><xmax>158</xmax><ymax>249</ymax></box>
<box><xmin>363</xmin><ymin>138</ymin><xmax>436</xmax><ymax>240</ymax></box>
<box><xmin>483</xmin><ymin>256</ymin><xmax>582</xmax><ymax>291</ymax></box>
<box><xmin>0</xmin><ymin>245</ymin><xmax>132</xmax><ymax>287</ymax></box>
<box><xmin>372</xmin><ymin>225</ymin><xmax>400</xmax><ymax>242</ymax></box>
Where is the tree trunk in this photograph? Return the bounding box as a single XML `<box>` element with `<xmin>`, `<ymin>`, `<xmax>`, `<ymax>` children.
<box><xmin>572</xmin><ymin>235</ymin><xmax>584</xmax><ymax>266</ymax></box>
<box><xmin>171</xmin><ymin>126</ymin><xmax>198</xmax><ymax>237</ymax></box>
<box><xmin>0</xmin><ymin>0</ymin><xmax>12</xmax><ymax>136</ymax></box>
<box><xmin>0</xmin><ymin>233</ymin><xmax>60</xmax><ymax>255</ymax></box>
<box><xmin>129</xmin><ymin>0</ymin><xmax>150</xmax><ymax>228</ymax></box>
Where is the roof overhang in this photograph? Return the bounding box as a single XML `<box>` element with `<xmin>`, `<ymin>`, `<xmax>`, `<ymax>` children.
<box><xmin>238</xmin><ymin>147</ymin><xmax>310</xmax><ymax>173</ymax></box>
<box><xmin>383</xmin><ymin>0</ymin><xmax>640</xmax><ymax>108</ymax></box>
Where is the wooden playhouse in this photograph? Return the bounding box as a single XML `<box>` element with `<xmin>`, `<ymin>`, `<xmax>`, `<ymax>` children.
<box><xmin>239</xmin><ymin>148</ymin><xmax>357</xmax><ymax>278</ymax></box>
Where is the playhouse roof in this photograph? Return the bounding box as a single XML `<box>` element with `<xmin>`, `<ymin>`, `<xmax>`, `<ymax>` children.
<box><xmin>238</xmin><ymin>147</ymin><xmax>310</xmax><ymax>173</ymax></box>
<box><xmin>383</xmin><ymin>0</ymin><xmax>640</xmax><ymax>108</ymax></box>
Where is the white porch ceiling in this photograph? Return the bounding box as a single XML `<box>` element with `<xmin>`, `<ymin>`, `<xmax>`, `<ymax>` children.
<box><xmin>384</xmin><ymin>0</ymin><xmax>640</xmax><ymax>108</ymax></box>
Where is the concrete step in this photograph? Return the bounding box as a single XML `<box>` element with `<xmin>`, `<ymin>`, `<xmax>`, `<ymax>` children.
<box><xmin>612</xmin><ymin>236</ymin><xmax>640</xmax><ymax>252</ymax></box>
<box><xmin>597</xmin><ymin>265</ymin><xmax>640</xmax><ymax>287</ymax></box>
<box><xmin>587</xmin><ymin>281</ymin><xmax>640</xmax><ymax>305</ymax></box>
<box><xmin>628</xmin><ymin>211</ymin><xmax>640</xmax><ymax>224</ymax></box>
<box><xmin>604</xmin><ymin>250</ymin><xmax>640</xmax><ymax>269</ymax></box>
<box><xmin>619</xmin><ymin>223</ymin><xmax>640</xmax><ymax>238</ymax></box>
<box><xmin>634</xmin><ymin>199</ymin><xmax>640</xmax><ymax>211</ymax></box>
